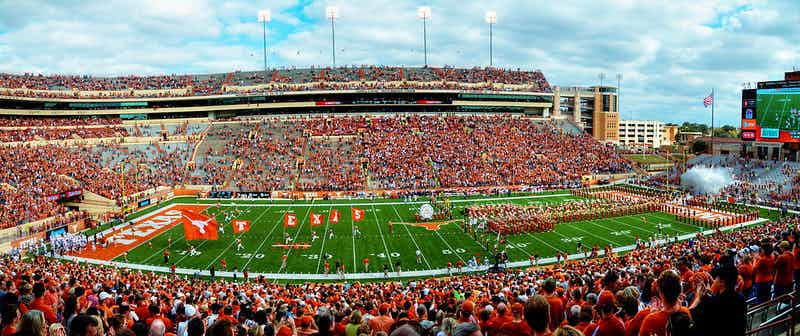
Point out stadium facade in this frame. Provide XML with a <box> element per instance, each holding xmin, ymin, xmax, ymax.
<box><xmin>0</xmin><ymin>67</ymin><xmax>620</xmax><ymax>143</ymax></box>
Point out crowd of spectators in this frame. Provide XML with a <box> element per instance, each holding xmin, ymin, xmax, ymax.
<box><xmin>0</xmin><ymin>127</ymin><xmax>128</xmax><ymax>142</ymax></box>
<box><xmin>0</xmin><ymin>143</ymin><xmax>190</xmax><ymax>229</ymax></box>
<box><xmin>0</xmin><ymin>116</ymin><xmax>122</xmax><ymax>128</ymax></box>
<box><xmin>0</xmin><ymin>145</ymin><xmax>84</xmax><ymax>228</ymax></box>
<box><xmin>0</xmin><ymin>67</ymin><xmax>552</xmax><ymax>100</ymax></box>
<box><xmin>168</xmin><ymin>115</ymin><xmax>632</xmax><ymax>192</ymax></box>
<box><xmin>5</xmin><ymin>207</ymin><xmax>796</xmax><ymax>336</ymax></box>
<box><xmin>414</xmin><ymin>117</ymin><xmax>628</xmax><ymax>188</ymax></box>
<box><xmin>298</xmin><ymin>139</ymin><xmax>365</xmax><ymax>191</ymax></box>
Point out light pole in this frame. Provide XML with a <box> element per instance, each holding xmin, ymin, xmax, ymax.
<box><xmin>485</xmin><ymin>11</ymin><xmax>497</xmax><ymax>67</ymax></box>
<box><xmin>257</xmin><ymin>9</ymin><xmax>271</xmax><ymax>80</ymax></box>
<box><xmin>616</xmin><ymin>73</ymin><xmax>623</xmax><ymax>117</ymax></box>
<box><xmin>599</xmin><ymin>72</ymin><xmax>605</xmax><ymax>87</ymax></box>
<box><xmin>417</xmin><ymin>6</ymin><xmax>431</xmax><ymax>67</ymax></box>
<box><xmin>326</xmin><ymin>6</ymin><xmax>339</xmax><ymax>66</ymax></box>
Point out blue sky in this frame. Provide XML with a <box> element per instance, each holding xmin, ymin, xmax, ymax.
<box><xmin>0</xmin><ymin>0</ymin><xmax>798</xmax><ymax>126</ymax></box>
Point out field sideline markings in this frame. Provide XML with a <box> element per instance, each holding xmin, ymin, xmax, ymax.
<box><xmin>314</xmin><ymin>205</ymin><xmax>334</xmax><ymax>273</ymax></box>
<box><xmin>242</xmin><ymin>206</ymin><xmax>289</xmax><ymax>270</ymax></box>
<box><xmin>203</xmin><ymin>205</ymin><xmax>271</xmax><ymax>271</ymax></box>
<box><xmin>611</xmin><ymin>215</ymin><xmax>688</xmax><ymax>236</ymax></box>
<box><xmin>183</xmin><ymin>193</ymin><xmax>571</xmax><ymax>208</ymax></box>
<box><xmin>370</xmin><ymin>204</ymin><xmax>395</xmax><ymax>272</ymax></box>
<box><xmin>388</xmin><ymin>203</ymin><xmax>433</xmax><ymax>269</ymax></box>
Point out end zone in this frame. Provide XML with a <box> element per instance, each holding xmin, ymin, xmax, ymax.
<box><xmin>72</xmin><ymin>204</ymin><xmax>209</xmax><ymax>261</ymax></box>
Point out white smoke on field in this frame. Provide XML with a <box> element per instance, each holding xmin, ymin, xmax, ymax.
<box><xmin>680</xmin><ymin>166</ymin><xmax>734</xmax><ymax>195</ymax></box>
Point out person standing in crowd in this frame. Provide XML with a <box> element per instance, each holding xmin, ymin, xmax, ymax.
<box><xmin>689</xmin><ymin>257</ymin><xmax>746</xmax><ymax>336</ymax></box>
<box><xmin>524</xmin><ymin>295</ymin><xmax>551</xmax><ymax>336</ymax></box>
<box><xmin>639</xmin><ymin>271</ymin><xmax>690</xmax><ymax>336</ymax></box>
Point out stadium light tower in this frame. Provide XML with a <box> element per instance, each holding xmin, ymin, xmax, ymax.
<box><xmin>257</xmin><ymin>9</ymin><xmax>271</xmax><ymax>80</ymax></box>
<box><xmin>616</xmin><ymin>73</ymin><xmax>623</xmax><ymax>118</ymax></box>
<box><xmin>417</xmin><ymin>6</ymin><xmax>431</xmax><ymax>67</ymax></box>
<box><xmin>485</xmin><ymin>11</ymin><xmax>497</xmax><ymax>67</ymax></box>
<box><xmin>326</xmin><ymin>6</ymin><xmax>339</xmax><ymax>66</ymax></box>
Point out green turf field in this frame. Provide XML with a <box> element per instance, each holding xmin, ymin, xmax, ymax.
<box><xmin>624</xmin><ymin>154</ymin><xmax>671</xmax><ymax>165</ymax></box>
<box><xmin>756</xmin><ymin>91</ymin><xmax>800</xmax><ymax>130</ymax></box>
<box><xmin>115</xmin><ymin>193</ymin><xmax>704</xmax><ymax>277</ymax></box>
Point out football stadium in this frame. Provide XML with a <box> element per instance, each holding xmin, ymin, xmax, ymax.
<box><xmin>1</xmin><ymin>2</ymin><xmax>799</xmax><ymax>336</ymax></box>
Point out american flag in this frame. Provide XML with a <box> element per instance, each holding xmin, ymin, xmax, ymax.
<box><xmin>703</xmin><ymin>93</ymin><xmax>714</xmax><ymax>108</ymax></box>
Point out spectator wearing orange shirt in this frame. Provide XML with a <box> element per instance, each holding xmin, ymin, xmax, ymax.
<box><xmin>737</xmin><ymin>253</ymin><xmax>754</xmax><ymax>298</ymax></box>
<box><xmin>774</xmin><ymin>241</ymin><xmax>795</xmax><ymax>297</ymax></box>
<box><xmin>27</xmin><ymin>283</ymin><xmax>57</xmax><ymax>324</ymax></box>
<box><xmin>367</xmin><ymin>304</ymin><xmax>394</xmax><ymax>336</ymax></box>
<box><xmin>486</xmin><ymin>303</ymin><xmax>512</xmax><ymax>335</ymax></box>
<box><xmin>753</xmin><ymin>243</ymin><xmax>775</xmax><ymax>303</ymax></box>
<box><xmin>584</xmin><ymin>290</ymin><xmax>624</xmax><ymax>336</ymax></box>
<box><xmin>638</xmin><ymin>271</ymin><xmax>691</xmax><ymax>336</ymax></box>
<box><xmin>541</xmin><ymin>278</ymin><xmax>564</xmax><ymax>331</ymax></box>
<box><xmin>497</xmin><ymin>303</ymin><xmax>531</xmax><ymax>336</ymax></box>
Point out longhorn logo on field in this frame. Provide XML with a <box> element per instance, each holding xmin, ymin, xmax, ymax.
<box><xmin>183</xmin><ymin>215</ymin><xmax>214</xmax><ymax>234</ymax></box>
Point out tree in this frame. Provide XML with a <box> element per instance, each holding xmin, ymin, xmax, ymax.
<box><xmin>691</xmin><ymin>140</ymin><xmax>708</xmax><ymax>154</ymax></box>
<box><xmin>713</xmin><ymin>125</ymin><xmax>739</xmax><ymax>138</ymax></box>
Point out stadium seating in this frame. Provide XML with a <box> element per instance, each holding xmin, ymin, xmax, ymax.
<box><xmin>0</xmin><ymin>115</ymin><xmax>632</xmax><ymax>229</ymax></box>
<box><xmin>0</xmin><ymin>66</ymin><xmax>552</xmax><ymax>99</ymax></box>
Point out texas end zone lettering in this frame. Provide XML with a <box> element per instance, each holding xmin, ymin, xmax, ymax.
<box><xmin>111</xmin><ymin>210</ymin><xmax>183</xmax><ymax>245</ymax></box>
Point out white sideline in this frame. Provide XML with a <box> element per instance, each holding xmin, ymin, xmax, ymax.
<box><xmin>190</xmin><ymin>193</ymin><xmax>573</xmax><ymax>207</ymax></box>
<box><xmin>57</xmin><ymin>218</ymin><xmax>768</xmax><ymax>281</ymax></box>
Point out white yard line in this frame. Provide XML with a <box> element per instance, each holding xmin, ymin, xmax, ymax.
<box><xmin>204</xmin><ymin>208</ymin><xmax>271</xmax><ymax>271</ymax></box>
<box><xmin>242</xmin><ymin>207</ymin><xmax>288</xmax><ymax>270</ymax></box>
<box><xmin>276</xmin><ymin>200</ymin><xmax>315</xmax><ymax>274</ymax></box>
<box><xmin>349</xmin><ymin>204</ymin><xmax>357</xmax><ymax>271</ymax></box>
<box><xmin>566</xmin><ymin>223</ymin><xmax>623</xmax><ymax>246</ymax></box>
<box><xmin>370</xmin><ymin>204</ymin><xmax>395</xmax><ymax>272</ymax></box>
<box><xmin>192</xmin><ymin>193</ymin><xmax>571</xmax><ymax>208</ymax></box>
<box><xmin>389</xmin><ymin>203</ymin><xmax>433</xmax><ymax>269</ymax></box>
<box><xmin>314</xmin><ymin>205</ymin><xmax>334</xmax><ymax>273</ymax></box>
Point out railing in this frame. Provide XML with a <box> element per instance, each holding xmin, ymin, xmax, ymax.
<box><xmin>746</xmin><ymin>292</ymin><xmax>796</xmax><ymax>336</ymax></box>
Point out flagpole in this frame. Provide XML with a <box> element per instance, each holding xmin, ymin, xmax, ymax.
<box><xmin>711</xmin><ymin>88</ymin><xmax>715</xmax><ymax>155</ymax></box>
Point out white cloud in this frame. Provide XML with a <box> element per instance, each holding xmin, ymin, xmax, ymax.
<box><xmin>0</xmin><ymin>0</ymin><xmax>798</xmax><ymax>126</ymax></box>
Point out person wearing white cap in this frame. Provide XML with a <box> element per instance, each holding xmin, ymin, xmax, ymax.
<box><xmin>177</xmin><ymin>304</ymin><xmax>197</xmax><ymax>336</ymax></box>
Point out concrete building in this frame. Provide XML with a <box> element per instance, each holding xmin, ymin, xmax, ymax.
<box><xmin>618</xmin><ymin>120</ymin><xmax>665</xmax><ymax>148</ymax></box>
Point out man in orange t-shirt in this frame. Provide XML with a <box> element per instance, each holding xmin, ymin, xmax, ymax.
<box><xmin>28</xmin><ymin>283</ymin><xmax>57</xmax><ymax>324</ymax></box>
<box><xmin>487</xmin><ymin>303</ymin><xmax>512</xmax><ymax>335</ymax></box>
<box><xmin>542</xmin><ymin>278</ymin><xmax>564</xmax><ymax>330</ymax></box>
<box><xmin>639</xmin><ymin>271</ymin><xmax>691</xmax><ymax>336</ymax></box>
<box><xmin>368</xmin><ymin>303</ymin><xmax>394</xmax><ymax>335</ymax></box>
<box><xmin>774</xmin><ymin>241</ymin><xmax>794</xmax><ymax>297</ymax></box>
<box><xmin>753</xmin><ymin>244</ymin><xmax>775</xmax><ymax>304</ymax></box>
<box><xmin>498</xmin><ymin>303</ymin><xmax>531</xmax><ymax>336</ymax></box>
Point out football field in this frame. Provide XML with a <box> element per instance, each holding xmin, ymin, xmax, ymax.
<box><xmin>110</xmin><ymin>192</ymin><xmax>704</xmax><ymax>278</ymax></box>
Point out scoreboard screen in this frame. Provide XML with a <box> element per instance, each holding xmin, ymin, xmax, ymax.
<box><xmin>742</xmin><ymin>84</ymin><xmax>800</xmax><ymax>142</ymax></box>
